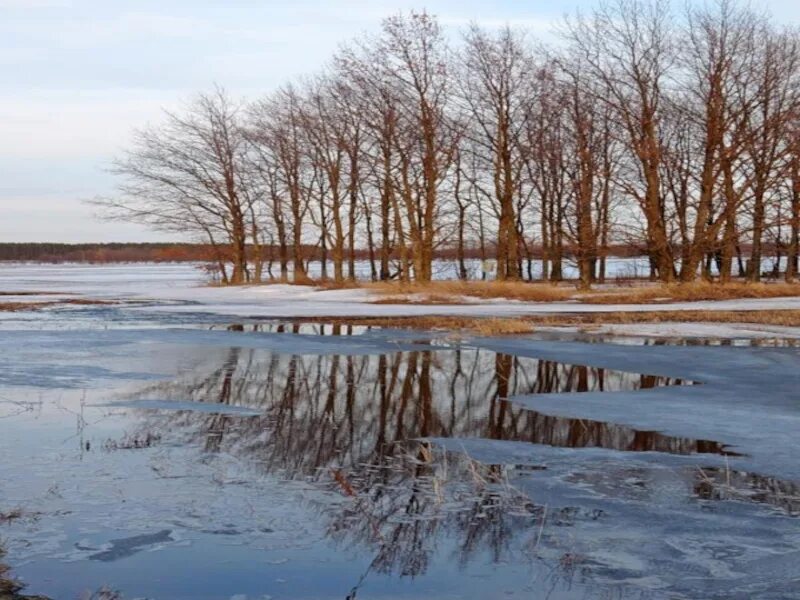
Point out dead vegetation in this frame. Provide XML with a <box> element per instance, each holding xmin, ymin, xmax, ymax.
<box><xmin>0</xmin><ymin>509</ymin><xmax>41</xmax><ymax>527</ymax></box>
<box><xmin>1</xmin><ymin>516</ymin><xmax>49</xmax><ymax>600</ymax></box>
<box><xmin>580</xmin><ymin>281</ymin><xmax>800</xmax><ymax>304</ymax></box>
<box><xmin>301</xmin><ymin>315</ymin><xmax>537</xmax><ymax>335</ymax></box>
<box><xmin>341</xmin><ymin>279</ymin><xmax>800</xmax><ymax>306</ymax></box>
<box><xmin>526</xmin><ymin>310</ymin><xmax>800</xmax><ymax>328</ymax></box>
<box><xmin>0</xmin><ymin>298</ymin><xmax>122</xmax><ymax>312</ymax></box>
<box><xmin>371</xmin><ymin>293</ymin><xmax>471</xmax><ymax>305</ymax></box>
<box><xmin>0</xmin><ymin>559</ymin><xmax>23</xmax><ymax>598</ymax></box>
<box><xmin>367</xmin><ymin>280</ymin><xmax>576</xmax><ymax>303</ymax></box>
<box><xmin>0</xmin><ymin>510</ymin><xmax>23</xmax><ymax>525</ymax></box>
<box><xmin>0</xmin><ymin>303</ymin><xmax>39</xmax><ymax>312</ymax></box>
<box><xmin>59</xmin><ymin>298</ymin><xmax>119</xmax><ymax>306</ymax></box>
<box><xmin>299</xmin><ymin>309</ymin><xmax>800</xmax><ymax>335</ymax></box>
<box><xmin>103</xmin><ymin>432</ymin><xmax>161</xmax><ymax>451</ymax></box>
<box><xmin>78</xmin><ymin>588</ymin><xmax>124</xmax><ymax>600</ymax></box>
<box><xmin>241</xmin><ymin>277</ymin><xmax>800</xmax><ymax>305</ymax></box>
<box><xmin>0</xmin><ymin>291</ymin><xmax>71</xmax><ymax>297</ymax></box>
<box><xmin>451</xmin><ymin>317</ymin><xmax>537</xmax><ymax>335</ymax></box>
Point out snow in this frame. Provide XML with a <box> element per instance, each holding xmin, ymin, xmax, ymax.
<box><xmin>139</xmin><ymin>283</ymin><xmax>800</xmax><ymax>318</ymax></box>
<box><xmin>2</xmin><ymin>262</ymin><xmax>800</xmax><ymax>340</ymax></box>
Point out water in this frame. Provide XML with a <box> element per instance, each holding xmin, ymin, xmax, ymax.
<box><xmin>0</xmin><ymin>265</ymin><xmax>799</xmax><ymax>599</ymax></box>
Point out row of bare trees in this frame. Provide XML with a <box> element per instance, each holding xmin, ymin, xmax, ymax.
<box><xmin>101</xmin><ymin>0</ymin><xmax>800</xmax><ymax>286</ymax></box>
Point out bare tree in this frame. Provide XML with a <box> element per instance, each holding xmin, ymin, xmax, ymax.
<box><xmin>742</xmin><ymin>26</ymin><xmax>800</xmax><ymax>280</ymax></box>
<box><xmin>248</xmin><ymin>86</ymin><xmax>313</xmax><ymax>283</ymax></box>
<box><xmin>565</xmin><ymin>0</ymin><xmax>676</xmax><ymax>281</ymax></box>
<box><xmin>98</xmin><ymin>88</ymin><xmax>256</xmax><ymax>284</ymax></box>
<box><xmin>380</xmin><ymin>11</ymin><xmax>458</xmax><ymax>282</ymax></box>
<box><xmin>459</xmin><ymin>25</ymin><xmax>534</xmax><ymax>280</ymax></box>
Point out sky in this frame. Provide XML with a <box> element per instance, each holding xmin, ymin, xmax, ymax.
<box><xmin>2</xmin><ymin>0</ymin><xmax>800</xmax><ymax>243</ymax></box>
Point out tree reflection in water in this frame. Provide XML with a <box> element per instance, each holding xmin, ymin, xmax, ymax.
<box><xmin>325</xmin><ymin>444</ymin><xmax>543</xmax><ymax>582</ymax></box>
<box><xmin>118</xmin><ymin>330</ymin><xmax>758</xmax><ymax>582</ymax></box>
<box><xmin>127</xmin><ymin>336</ymin><xmax>716</xmax><ymax>475</ymax></box>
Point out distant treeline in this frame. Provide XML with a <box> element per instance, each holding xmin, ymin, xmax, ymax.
<box><xmin>0</xmin><ymin>243</ymin><xmax>214</xmax><ymax>263</ymax></box>
<box><xmin>0</xmin><ymin>242</ymin><xmax>652</xmax><ymax>264</ymax></box>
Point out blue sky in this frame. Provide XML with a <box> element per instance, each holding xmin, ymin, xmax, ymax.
<box><xmin>2</xmin><ymin>0</ymin><xmax>800</xmax><ymax>243</ymax></box>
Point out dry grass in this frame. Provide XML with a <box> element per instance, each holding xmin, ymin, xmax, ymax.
<box><xmin>361</xmin><ymin>279</ymin><xmax>800</xmax><ymax>305</ymax></box>
<box><xmin>298</xmin><ymin>309</ymin><xmax>800</xmax><ymax>333</ymax></box>
<box><xmin>368</xmin><ymin>280</ymin><xmax>575</xmax><ymax>303</ymax></box>
<box><xmin>313</xmin><ymin>278</ymin><xmax>362</xmax><ymax>290</ymax></box>
<box><xmin>371</xmin><ymin>293</ymin><xmax>470</xmax><ymax>305</ymax></box>
<box><xmin>301</xmin><ymin>315</ymin><xmax>536</xmax><ymax>335</ymax></box>
<box><xmin>246</xmin><ymin>277</ymin><xmax>361</xmax><ymax>290</ymax></box>
<box><xmin>0</xmin><ymin>561</ymin><xmax>24</xmax><ymax>596</ymax></box>
<box><xmin>59</xmin><ymin>298</ymin><xmax>119</xmax><ymax>306</ymax></box>
<box><xmin>0</xmin><ymin>298</ymin><xmax>121</xmax><ymax>312</ymax></box>
<box><xmin>580</xmin><ymin>281</ymin><xmax>800</xmax><ymax>304</ymax></box>
<box><xmin>0</xmin><ymin>291</ymin><xmax>71</xmax><ymax>297</ymax></box>
<box><xmin>523</xmin><ymin>310</ymin><xmax>800</xmax><ymax>327</ymax></box>
<box><xmin>0</xmin><ymin>509</ymin><xmax>23</xmax><ymax>524</ymax></box>
<box><xmin>465</xmin><ymin>318</ymin><xmax>537</xmax><ymax>335</ymax></box>
<box><xmin>0</xmin><ymin>302</ymin><xmax>39</xmax><ymax>312</ymax></box>
<box><xmin>252</xmin><ymin>277</ymin><xmax>800</xmax><ymax>306</ymax></box>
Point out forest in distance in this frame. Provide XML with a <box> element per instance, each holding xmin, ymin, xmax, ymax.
<box><xmin>93</xmin><ymin>0</ymin><xmax>800</xmax><ymax>288</ymax></box>
<box><xmin>0</xmin><ymin>241</ymin><xmax>660</xmax><ymax>264</ymax></box>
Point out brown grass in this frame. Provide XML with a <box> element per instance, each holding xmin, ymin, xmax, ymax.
<box><xmin>367</xmin><ymin>280</ymin><xmax>575</xmax><ymax>303</ymax></box>
<box><xmin>371</xmin><ymin>293</ymin><xmax>470</xmax><ymax>305</ymax></box>
<box><xmin>0</xmin><ymin>291</ymin><xmax>71</xmax><ymax>297</ymax></box>
<box><xmin>0</xmin><ymin>559</ymin><xmax>23</xmax><ymax>595</ymax></box>
<box><xmin>0</xmin><ymin>302</ymin><xmax>41</xmax><ymax>312</ymax></box>
<box><xmin>0</xmin><ymin>298</ymin><xmax>121</xmax><ymax>312</ymax></box>
<box><xmin>252</xmin><ymin>277</ymin><xmax>800</xmax><ymax>306</ymax></box>
<box><xmin>301</xmin><ymin>315</ymin><xmax>537</xmax><ymax>335</ymax></box>
<box><xmin>297</xmin><ymin>309</ymin><xmax>800</xmax><ymax>333</ymax></box>
<box><xmin>244</xmin><ymin>277</ymin><xmax>361</xmax><ymax>290</ymax></box>
<box><xmin>313</xmin><ymin>278</ymin><xmax>362</xmax><ymax>290</ymax></box>
<box><xmin>522</xmin><ymin>310</ymin><xmax>800</xmax><ymax>327</ymax></box>
<box><xmin>362</xmin><ymin>280</ymin><xmax>800</xmax><ymax>305</ymax></box>
<box><xmin>580</xmin><ymin>281</ymin><xmax>800</xmax><ymax>304</ymax></box>
<box><xmin>59</xmin><ymin>298</ymin><xmax>119</xmax><ymax>306</ymax></box>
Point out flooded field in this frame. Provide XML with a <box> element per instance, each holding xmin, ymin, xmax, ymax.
<box><xmin>0</xmin><ymin>266</ymin><xmax>799</xmax><ymax>599</ymax></box>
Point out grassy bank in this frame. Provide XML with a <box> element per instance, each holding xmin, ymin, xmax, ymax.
<box><xmin>357</xmin><ymin>280</ymin><xmax>800</xmax><ymax>305</ymax></box>
<box><xmin>299</xmin><ymin>309</ymin><xmax>800</xmax><ymax>335</ymax></box>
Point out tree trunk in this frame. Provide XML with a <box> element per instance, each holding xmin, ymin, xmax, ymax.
<box><xmin>787</xmin><ymin>155</ymin><xmax>800</xmax><ymax>282</ymax></box>
<box><xmin>749</xmin><ymin>184</ymin><xmax>766</xmax><ymax>281</ymax></box>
